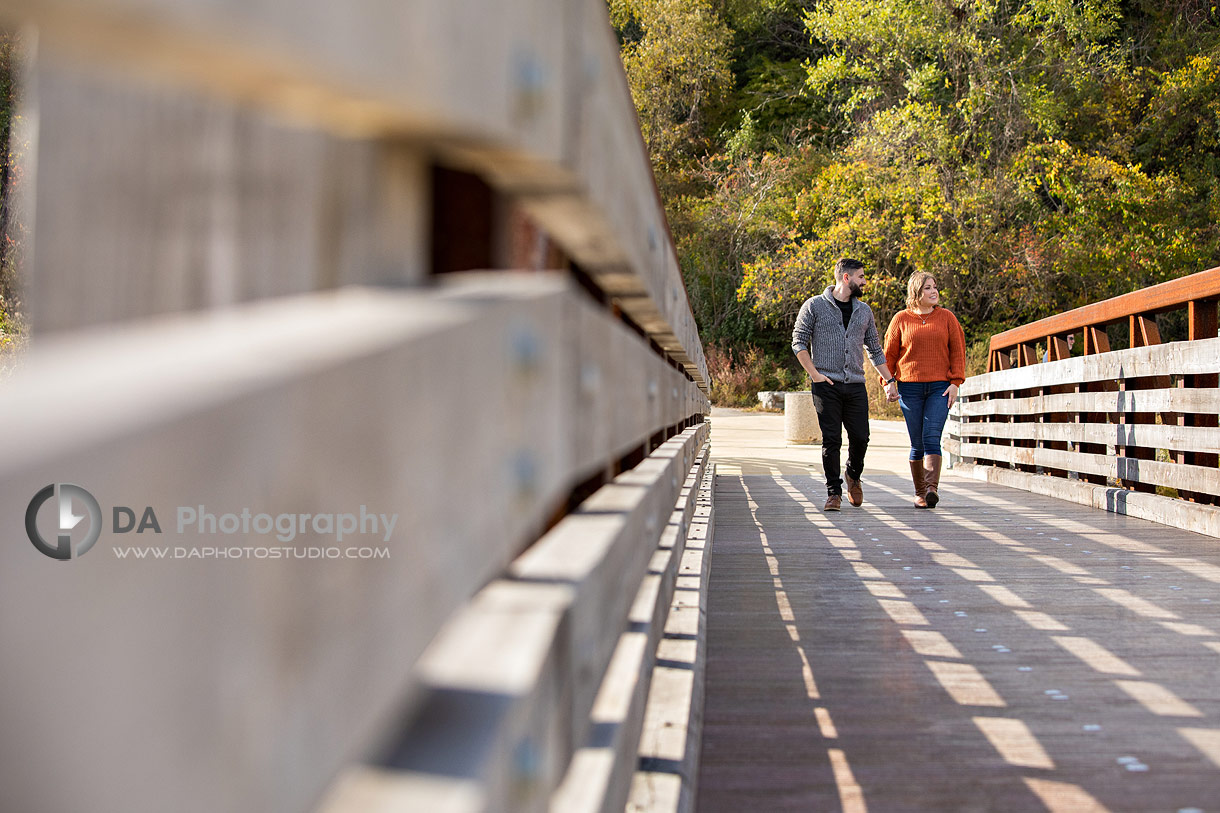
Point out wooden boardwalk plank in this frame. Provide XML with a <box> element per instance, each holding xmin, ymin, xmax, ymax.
<box><xmin>698</xmin><ymin>411</ymin><xmax>1220</xmax><ymax>812</ymax></box>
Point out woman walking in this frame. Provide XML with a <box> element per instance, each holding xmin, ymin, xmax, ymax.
<box><xmin>884</xmin><ymin>272</ymin><xmax>966</xmax><ymax>508</ymax></box>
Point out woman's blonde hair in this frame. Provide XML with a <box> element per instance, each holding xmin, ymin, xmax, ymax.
<box><xmin>906</xmin><ymin>271</ymin><xmax>937</xmax><ymax>311</ymax></box>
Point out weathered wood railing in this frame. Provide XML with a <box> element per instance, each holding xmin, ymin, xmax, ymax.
<box><xmin>0</xmin><ymin>2</ymin><xmax>712</xmax><ymax>812</ymax></box>
<box><xmin>947</xmin><ymin>266</ymin><xmax>1220</xmax><ymax>536</ymax></box>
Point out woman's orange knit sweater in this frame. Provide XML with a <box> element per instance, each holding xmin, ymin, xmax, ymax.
<box><xmin>883</xmin><ymin>307</ymin><xmax>967</xmax><ymax>386</ymax></box>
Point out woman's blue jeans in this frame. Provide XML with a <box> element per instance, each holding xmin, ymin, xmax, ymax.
<box><xmin>897</xmin><ymin>380</ymin><xmax>950</xmax><ymax>460</ymax></box>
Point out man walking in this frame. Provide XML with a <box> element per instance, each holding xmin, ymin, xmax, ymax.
<box><xmin>792</xmin><ymin>258</ymin><xmax>898</xmax><ymax>511</ymax></box>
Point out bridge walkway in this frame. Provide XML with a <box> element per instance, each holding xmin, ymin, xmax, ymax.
<box><xmin>697</xmin><ymin>409</ymin><xmax>1220</xmax><ymax>812</ymax></box>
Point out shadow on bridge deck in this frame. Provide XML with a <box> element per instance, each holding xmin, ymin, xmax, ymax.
<box><xmin>699</xmin><ymin>410</ymin><xmax>1220</xmax><ymax>812</ymax></box>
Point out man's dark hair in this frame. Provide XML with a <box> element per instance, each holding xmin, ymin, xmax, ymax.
<box><xmin>833</xmin><ymin>258</ymin><xmax>864</xmax><ymax>279</ymax></box>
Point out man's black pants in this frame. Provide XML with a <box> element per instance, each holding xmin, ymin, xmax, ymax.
<box><xmin>812</xmin><ymin>381</ymin><xmax>870</xmax><ymax>497</ymax></box>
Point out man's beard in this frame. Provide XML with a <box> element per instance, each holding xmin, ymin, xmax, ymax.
<box><xmin>848</xmin><ymin>282</ymin><xmax>864</xmax><ymax>299</ymax></box>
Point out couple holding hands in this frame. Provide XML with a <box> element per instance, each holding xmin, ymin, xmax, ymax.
<box><xmin>791</xmin><ymin>259</ymin><xmax>965</xmax><ymax>511</ymax></box>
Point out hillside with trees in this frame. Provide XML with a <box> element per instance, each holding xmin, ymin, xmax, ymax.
<box><xmin>0</xmin><ymin>31</ymin><xmax>23</xmax><ymax>372</ymax></box>
<box><xmin>609</xmin><ymin>0</ymin><xmax>1220</xmax><ymax>405</ymax></box>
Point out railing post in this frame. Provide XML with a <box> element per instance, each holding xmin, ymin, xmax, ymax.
<box><xmin>1079</xmin><ymin>324</ymin><xmax>1112</xmax><ymax>485</ymax></box>
<box><xmin>1084</xmin><ymin>325</ymin><xmax>1110</xmax><ymax>355</ymax></box>
<box><xmin>1044</xmin><ymin>336</ymin><xmax>1073</xmax><ymax>477</ymax></box>
<box><xmin>1130</xmin><ymin>314</ymin><xmax>1161</xmax><ymax>348</ymax></box>
<box><xmin>1046</xmin><ymin>335</ymin><xmax>1070</xmax><ymax>362</ymax></box>
<box><xmin>1182</xmin><ymin>299</ymin><xmax>1219</xmax><ymax>504</ymax></box>
<box><xmin>1119</xmin><ymin>314</ymin><xmax>1164</xmax><ymax>494</ymax></box>
<box><xmin>1017</xmin><ymin>343</ymin><xmax>1038</xmax><ymax>367</ymax></box>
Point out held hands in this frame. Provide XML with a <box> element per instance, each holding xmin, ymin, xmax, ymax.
<box><xmin>943</xmin><ymin>383</ymin><xmax>959</xmax><ymax>409</ymax></box>
<box><xmin>885</xmin><ymin>381</ymin><xmax>900</xmax><ymax>402</ymax></box>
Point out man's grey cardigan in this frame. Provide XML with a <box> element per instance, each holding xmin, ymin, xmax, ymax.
<box><xmin>791</xmin><ymin>287</ymin><xmax>887</xmax><ymax>384</ymax></box>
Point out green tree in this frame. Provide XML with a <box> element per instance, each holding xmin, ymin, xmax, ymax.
<box><xmin>739</xmin><ymin>0</ymin><xmax>1218</xmax><ymax>344</ymax></box>
<box><xmin>611</xmin><ymin>0</ymin><xmax>734</xmax><ymax>168</ymax></box>
<box><xmin>609</xmin><ymin>0</ymin><xmax>1220</xmax><ymax>403</ymax></box>
<box><xmin>0</xmin><ymin>29</ymin><xmax>25</xmax><ymax>365</ymax></box>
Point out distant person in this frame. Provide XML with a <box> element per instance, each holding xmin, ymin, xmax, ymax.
<box><xmin>883</xmin><ymin>272</ymin><xmax>966</xmax><ymax>509</ymax></box>
<box><xmin>1043</xmin><ymin>333</ymin><xmax>1075</xmax><ymax>362</ymax></box>
<box><xmin>792</xmin><ymin>258</ymin><xmax>899</xmax><ymax>512</ymax></box>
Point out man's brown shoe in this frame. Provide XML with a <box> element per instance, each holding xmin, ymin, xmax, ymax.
<box><xmin>824</xmin><ymin>494</ymin><xmax>842</xmax><ymax>512</ymax></box>
<box><xmin>844</xmin><ymin>474</ymin><xmax>863</xmax><ymax>507</ymax></box>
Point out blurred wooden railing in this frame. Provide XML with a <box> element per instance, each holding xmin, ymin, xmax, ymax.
<box><xmin>0</xmin><ymin>2</ymin><xmax>713</xmax><ymax>812</ymax></box>
<box><xmin>947</xmin><ymin>266</ymin><xmax>1220</xmax><ymax>536</ymax></box>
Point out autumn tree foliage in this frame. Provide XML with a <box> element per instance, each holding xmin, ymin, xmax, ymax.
<box><xmin>610</xmin><ymin>0</ymin><xmax>734</xmax><ymax>168</ymax></box>
<box><xmin>611</xmin><ymin>0</ymin><xmax>1220</xmax><ymax>403</ymax></box>
<box><xmin>0</xmin><ymin>30</ymin><xmax>24</xmax><ymax>364</ymax></box>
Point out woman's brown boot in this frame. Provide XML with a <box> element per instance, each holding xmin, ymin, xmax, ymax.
<box><xmin>924</xmin><ymin>454</ymin><xmax>942</xmax><ymax>508</ymax></box>
<box><xmin>909</xmin><ymin>460</ymin><xmax>928</xmax><ymax>509</ymax></box>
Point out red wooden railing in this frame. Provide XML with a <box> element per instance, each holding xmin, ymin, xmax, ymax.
<box><xmin>987</xmin><ymin>266</ymin><xmax>1220</xmax><ymax>371</ymax></box>
<box><xmin>948</xmin><ymin>267</ymin><xmax>1220</xmax><ymax>529</ymax></box>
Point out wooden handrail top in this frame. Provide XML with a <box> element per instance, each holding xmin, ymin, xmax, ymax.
<box><xmin>989</xmin><ymin>265</ymin><xmax>1220</xmax><ymax>352</ymax></box>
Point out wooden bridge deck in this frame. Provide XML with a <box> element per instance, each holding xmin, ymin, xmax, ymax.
<box><xmin>698</xmin><ymin>409</ymin><xmax>1220</xmax><ymax>812</ymax></box>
